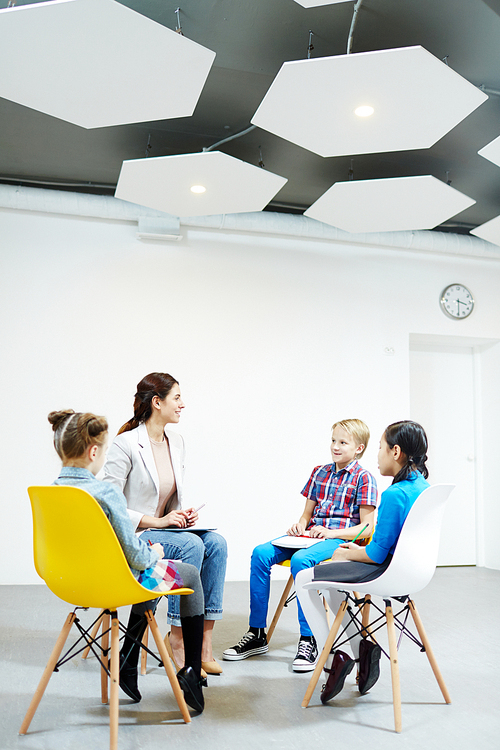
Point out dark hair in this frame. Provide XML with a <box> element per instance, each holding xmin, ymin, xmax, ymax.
<box><xmin>384</xmin><ymin>420</ymin><xmax>429</xmax><ymax>484</ymax></box>
<box><xmin>118</xmin><ymin>372</ymin><xmax>179</xmax><ymax>435</ymax></box>
<box><xmin>48</xmin><ymin>409</ymin><xmax>108</xmax><ymax>460</ymax></box>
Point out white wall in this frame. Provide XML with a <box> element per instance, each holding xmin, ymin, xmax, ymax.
<box><xmin>2</xmin><ymin>197</ymin><xmax>500</xmax><ymax>584</ymax></box>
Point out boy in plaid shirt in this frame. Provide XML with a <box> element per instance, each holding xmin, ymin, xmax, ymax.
<box><xmin>223</xmin><ymin>419</ymin><xmax>377</xmax><ymax>671</ymax></box>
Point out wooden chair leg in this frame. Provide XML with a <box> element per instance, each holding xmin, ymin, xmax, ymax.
<box><xmin>82</xmin><ymin>610</ymin><xmax>105</xmax><ymax>659</ymax></box>
<box><xmin>109</xmin><ymin>612</ymin><xmax>120</xmax><ymax>750</ymax></box>
<box><xmin>302</xmin><ymin>599</ymin><xmax>348</xmax><ymax>708</ymax></box>
<box><xmin>145</xmin><ymin>610</ymin><xmax>191</xmax><ymax>724</ymax></box>
<box><xmin>140</xmin><ymin>625</ymin><xmax>149</xmax><ymax>675</ymax></box>
<box><xmin>100</xmin><ymin>612</ymin><xmax>110</xmax><ymax>704</ymax></box>
<box><xmin>385</xmin><ymin>601</ymin><xmax>402</xmax><ymax>733</ymax></box>
<box><xmin>267</xmin><ymin>573</ymin><xmax>293</xmax><ymax>644</ymax></box>
<box><xmin>19</xmin><ymin>612</ymin><xmax>77</xmax><ymax>735</ymax></box>
<box><xmin>408</xmin><ymin>599</ymin><xmax>451</xmax><ymax>704</ymax></box>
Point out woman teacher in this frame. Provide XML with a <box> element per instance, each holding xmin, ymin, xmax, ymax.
<box><xmin>103</xmin><ymin>372</ymin><xmax>227</xmax><ymax>675</ymax></box>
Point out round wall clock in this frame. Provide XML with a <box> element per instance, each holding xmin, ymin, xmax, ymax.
<box><xmin>440</xmin><ymin>284</ymin><xmax>474</xmax><ymax>319</ymax></box>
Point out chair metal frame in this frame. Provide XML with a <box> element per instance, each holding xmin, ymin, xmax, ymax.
<box><xmin>19</xmin><ymin>485</ymin><xmax>195</xmax><ymax>749</ymax></box>
<box><xmin>301</xmin><ymin>483</ymin><xmax>455</xmax><ymax>733</ymax></box>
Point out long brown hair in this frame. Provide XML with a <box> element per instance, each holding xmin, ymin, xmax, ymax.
<box><xmin>48</xmin><ymin>409</ymin><xmax>108</xmax><ymax>460</ymax></box>
<box><xmin>118</xmin><ymin>372</ymin><xmax>179</xmax><ymax>435</ymax></box>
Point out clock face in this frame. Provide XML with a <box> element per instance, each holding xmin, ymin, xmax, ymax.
<box><xmin>440</xmin><ymin>284</ymin><xmax>474</xmax><ymax>319</ymax></box>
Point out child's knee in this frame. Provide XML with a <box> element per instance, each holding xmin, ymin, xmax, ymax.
<box><xmin>177</xmin><ymin>561</ymin><xmax>200</xmax><ymax>589</ymax></box>
<box><xmin>251</xmin><ymin>541</ymin><xmax>275</xmax><ymax>573</ymax></box>
<box><xmin>290</xmin><ymin>551</ymin><xmax>311</xmax><ymax>578</ymax></box>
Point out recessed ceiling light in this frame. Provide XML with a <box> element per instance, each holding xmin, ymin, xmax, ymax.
<box><xmin>190</xmin><ymin>185</ymin><xmax>206</xmax><ymax>193</ymax></box>
<box><xmin>355</xmin><ymin>105</ymin><xmax>374</xmax><ymax>117</ymax></box>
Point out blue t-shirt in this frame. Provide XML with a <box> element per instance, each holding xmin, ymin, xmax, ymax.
<box><xmin>365</xmin><ymin>471</ymin><xmax>429</xmax><ymax>564</ymax></box>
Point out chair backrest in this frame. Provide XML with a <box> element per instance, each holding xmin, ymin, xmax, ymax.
<box><xmin>28</xmin><ymin>485</ymin><xmax>160</xmax><ymax>610</ymax></box>
<box><xmin>363</xmin><ymin>483</ymin><xmax>455</xmax><ymax>598</ymax></box>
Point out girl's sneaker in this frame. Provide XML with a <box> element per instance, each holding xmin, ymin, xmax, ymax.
<box><xmin>292</xmin><ymin>636</ymin><xmax>318</xmax><ymax>672</ymax></box>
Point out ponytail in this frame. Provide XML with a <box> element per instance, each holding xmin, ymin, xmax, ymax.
<box><xmin>384</xmin><ymin>420</ymin><xmax>429</xmax><ymax>485</ymax></box>
<box><xmin>118</xmin><ymin>372</ymin><xmax>179</xmax><ymax>435</ymax></box>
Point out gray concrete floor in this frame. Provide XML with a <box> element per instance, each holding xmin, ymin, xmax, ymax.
<box><xmin>1</xmin><ymin>567</ymin><xmax>499</xmax><ymax>750</ymax></box>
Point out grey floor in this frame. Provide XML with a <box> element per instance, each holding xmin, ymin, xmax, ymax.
<box><xmin>1</xmin><ymin>567</ymin><xmax>499</xmax><ymax>750</ymax></box>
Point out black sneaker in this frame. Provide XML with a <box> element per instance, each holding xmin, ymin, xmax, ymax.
<box><xmin>292</xmin><ymin>636</ymin><xmax>318</xmax><ymax>672</ymax></box>
<box><xmin>222</xmin><ymin>630</ymin><xmax>269</xmax><ymax>661</ymax></box>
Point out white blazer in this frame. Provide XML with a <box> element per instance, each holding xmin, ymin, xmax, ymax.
<box><xmin>102</xmin><ymin>422</ymin><xmax>185</xmax><ymax>531</ymax></box>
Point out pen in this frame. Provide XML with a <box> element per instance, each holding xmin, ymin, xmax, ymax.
<box><xmin>193</xmin><ymin>503</ymin><xmax>205</xmax><ymax>513</ymax></box>
<box><xmin>351</xmin><ymin>523</ymin><xmax>369</xmax><ymax>543</ymax></box>
<box><xmin>320</xmin><ymin>523</ymin><xmax>370</xmax><ymax>564</ymax></box>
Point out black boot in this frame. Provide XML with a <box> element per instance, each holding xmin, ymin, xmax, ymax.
<box><xmin>177</xmin><ymin>666</ymin><xmax>205</xmax><ymax>712</ymax></box>
<box><xmin>119</xmin><ymin>610</ymin><xmax>149</xmax><ymax>702</ymax></box>
<box><xmin>177</xmin><ymin>614</ymin><xmax>205</xmax><ymax>712</ymax></box>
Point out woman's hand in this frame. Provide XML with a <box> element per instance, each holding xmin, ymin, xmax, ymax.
<box><xmin>151</xmin><ymin>543</ymin><xmax>164</xmax><ymax>559</ymax></box>
<box><xmin>287</xmin><ymin>522</ymin><xmax>306</xmax><ymax>536</ymax></box>
<box><xmin>156</xmin><ymin>510</ymin><xmax>189</xmax><ymax>529</ymax></box>
<box><xmin>184</xmin><ymin>507</ymin><xmax>199</xmax><ymax>527</ymax></box>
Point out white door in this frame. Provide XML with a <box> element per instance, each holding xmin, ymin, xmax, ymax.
<box><xmin>409</xmin><ymin>344</ymin><xmax>476</xmax><ymax>565</ymax></box>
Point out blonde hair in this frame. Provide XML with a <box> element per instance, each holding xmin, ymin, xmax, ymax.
<box><xmin>331</xmin><ymin>418</ymin><xmax>370</xmax><ymax>458</ymax></box>
<box><xmin>48</xmin><ymin>409</ymin><xmax>108</xmax><ymax>461</ymax></box>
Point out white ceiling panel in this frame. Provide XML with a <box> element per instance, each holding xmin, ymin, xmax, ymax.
<box><xmin>252</xmin><ymin>45</ymin><xmax>487</xmax><ymax>158</ymax></box>
<box><xmin>293</xmin><ymin>1</ymin><xmax>351</xmax><ymax>7</ymax></box>
<box><xmin>470</xmin><ymin>214</ymin><xmax>500</xmax><ymax>246</ymax></box>
<box><xmin>304</xmin><ymin>175</ymin><xmax>476</xmax><ymax>233</ymax></box>
<box><xmin>0</xmin><ymin>0</ymin><xmax>215</xmax><ymax>129</ymax></box>
<box><xmin>478</xmin><ymin>134</ymin><xmax>500</xmax><ymax>168</ymax></box>
<box><xmin>115</xmin><ymin>151</ymin><xmax>288</xmax><ymax>217</ymax></box>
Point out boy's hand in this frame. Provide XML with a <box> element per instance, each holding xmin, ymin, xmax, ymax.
<box><xmin>308</xmin><ymin>525</ymin><xmax>329</xmax><ymax>538</ymax></box>
<box><xmin>287</xmin><ymin>522</ymin><xmax>306</xmax><ymax>536</ymax></box>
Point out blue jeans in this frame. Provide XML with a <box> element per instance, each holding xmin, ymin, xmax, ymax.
<box><xmin>250</xmin><ymin>538</ymin><xmax>344</xmax><ymax>637</ymax></box>
<box><xmin>141</xmin><ymin>529</ymin><xmax>227</xmax><ymax>627</ymax></box>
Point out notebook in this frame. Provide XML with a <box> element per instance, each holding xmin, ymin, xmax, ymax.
<box><xmin>271</xmin><ymin>535</ymin><xmax>325</xmax><ymax>549</ymax></box>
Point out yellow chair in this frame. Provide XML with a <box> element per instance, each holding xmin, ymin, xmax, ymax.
<box><xmin>19</xmin><ymin>486</ymin><xmax>195</xmax><ymax>750</ymax></box>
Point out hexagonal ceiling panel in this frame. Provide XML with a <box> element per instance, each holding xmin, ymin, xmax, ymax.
<box><xmin>0</xmin><ymin>0</ymin><xmax>215</xmax><ymax>129</ymax></box>
<box><xmin>251</xmin><ymin>45</ymin><xmax>487</xmax><ymax>158</ymax></box>
<box><xmin>478</xmin><ymin>135</ymin><xmax>500</xmax><ymax>168</ymax></box>
<box><xmin>304</xmin><ymin>175</ymin><xmax>475</xmax><ymax>233</ymax></box>
<box><xmin>293</xmin><ymin>1</ymin><xmax>351</xmax><ymax>6</ymax></box>
<box><xmin>115</xmin><ymin>151</ymin><xmax>288</xmax><ymax>217</ymax></box>
<box><xmin>470</xmin><ymin>215</ymin><xmax>500</xmax><ymax>247</ymax></box>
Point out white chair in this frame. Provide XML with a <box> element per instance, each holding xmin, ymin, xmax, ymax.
<box><xmin>301</xmin><ymin>483</ymin><xmax>455</xmax><ymax>733</ymax></box>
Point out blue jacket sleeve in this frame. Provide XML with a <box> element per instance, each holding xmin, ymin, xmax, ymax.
<box><xmin>97</xmin><ymin>482</ymin><xmax>160</xmax><ymax>572</ymax></box>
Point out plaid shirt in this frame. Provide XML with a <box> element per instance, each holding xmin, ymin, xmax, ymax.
<box><xmin>301</xmin><ymin>460</ymin><xmax>377</xmax><ymax>530</ymax></box>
